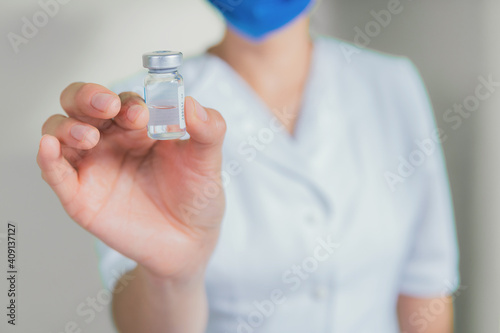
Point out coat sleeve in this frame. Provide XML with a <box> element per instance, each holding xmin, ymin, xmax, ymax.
<box><xmin>396</xmin><ymin>59</ymin><xmax>460</xmax><ymax>297</ymax></box>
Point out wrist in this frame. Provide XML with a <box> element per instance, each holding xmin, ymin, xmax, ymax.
<box><xmin>136</xmin><ymin>263</ymin><xmax>206</xmax><ymax>291</ymax></box>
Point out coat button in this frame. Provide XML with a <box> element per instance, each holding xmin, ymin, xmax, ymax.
<box><xmin>305</xmin><ymin>211</ymin><xmax>319</xmax><ymax>226</ymax></box>
<box><xmin>313</xmin><ymin>285</ymin><xmax>329</xmax><ymax>300</ymax></box>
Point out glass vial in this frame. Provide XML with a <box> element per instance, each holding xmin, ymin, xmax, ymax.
<box><xmin>142</xmin><ymin>51</ymin><xmax>185</xmax><ymax>140</ymax></box>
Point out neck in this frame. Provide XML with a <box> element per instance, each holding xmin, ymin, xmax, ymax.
<box><xmin>208</xmin><ymin>16</ymin><xmax>313</xmax><ymax>134</ymax></box>
<box><xmin>209</xmin><ymin>16</ymin><xmax>312</xmax><ymax>78</ymax></box>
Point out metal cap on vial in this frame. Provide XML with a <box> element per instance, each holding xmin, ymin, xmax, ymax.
<box><xmin>142</xmin><ymin>51</ymin><xmax>183</xmax><ymax>71</ymax></box>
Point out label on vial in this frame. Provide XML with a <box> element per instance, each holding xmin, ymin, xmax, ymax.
<box><xmin>178</xmin><ymin>86</ymin><xmax>185</xmax><ymax>129</ymax></box>
<box><xmin>148</xmin><ymin>105</ymin><xmax>179</xmax><ymax>126</ymax></box>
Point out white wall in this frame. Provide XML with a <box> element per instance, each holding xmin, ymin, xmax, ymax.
<box><xmin>471</xmin><ymin>1</ymin><xmax>500</xmax><ymax>331</ymax></box>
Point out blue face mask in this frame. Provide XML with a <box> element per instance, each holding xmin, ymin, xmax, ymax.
<box><xmin>208</xmin><ymin>0</ymin><xmax>313</xmax><ymax>40</ymax></box>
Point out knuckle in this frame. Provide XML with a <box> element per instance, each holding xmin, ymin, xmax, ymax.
<box><xmin>60</xmin><ymin>82</ymin><xmax>84</xmax><ymax>109</ymax></box>
<box><xmin>70</xmin><ymin>82</ymin><xmax>105</xmax><ymax>110</ymax></box>
<box><xmin>210</xmin><ymin>109</ymin><xmax>227</xmax><ymax>134</ymax></box>
<box><xmin>119</xmin><ymin>91</ymin><xmax>144</xmax><ymax>105</ymax></box>
<box><xmin>217</xmin><ymin>117</ymin><xmax>227</xmax><ymax>135</ymax></box>
<box><xmin>36</xmin><ymin>152</ymin><xmax>43</xmax><ymax>168</ymax></box>
<box><xmin>75</xmin><ymin>82</ymin><xmax>93</xmax><ymax>103</ymax></box>
<box><xmin>41</xmin><ymin>120</ymin><xmax>49</xmax><ymax>135</ymax></box>
<box><xmin>40</xmin><ymin>170</ymin><xmax>50</xmax><ymax>184</ymax></box>
<box><xmin>219</xmin><ymin>115</ymin><xmax>227</xmax><ymax>133</ymax></box>
<box><xmin>42</xmin><ymin>114</ymin><xmax>65</xmax><ymax>134</ymax></box>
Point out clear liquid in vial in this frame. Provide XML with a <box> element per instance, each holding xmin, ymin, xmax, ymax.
<box><xmin>147</xmin><ymin>105</ymin><xmax>185</xmax><ymax>140</ymax></box>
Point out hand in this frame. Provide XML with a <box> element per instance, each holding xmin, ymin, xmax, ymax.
<box><xmin>37</xmin><ymin>82</ymin><xmax>226</xmax><ymax>280</ymax></box>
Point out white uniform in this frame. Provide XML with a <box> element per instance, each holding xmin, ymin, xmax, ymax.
<box><xmin>97</xmin><ymin>37</ymin><xmax>459</xmax><ymax>333</ymax></box>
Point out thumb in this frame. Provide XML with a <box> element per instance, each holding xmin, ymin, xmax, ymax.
<box><xmin>180</xmin><ymin>96</ymin><xmax>227</xmax><ymax>171</ymax></box>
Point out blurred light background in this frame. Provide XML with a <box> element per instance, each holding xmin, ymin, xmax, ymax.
<box><xmin>0</xmin><ymin>0</ymin><xmax>498</xmax><ymax>332</ymax></box>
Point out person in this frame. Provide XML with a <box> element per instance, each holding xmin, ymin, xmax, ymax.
<box><xmin>37</xmin><ymin>0</ymin><xmax>459</xmax><ymax>332</ymax></box>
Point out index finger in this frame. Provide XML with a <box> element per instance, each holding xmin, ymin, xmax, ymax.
<box><xmin>60</xmin><ymin>82</ymin><xmax>121</xmax><ymax>120</ymax></box>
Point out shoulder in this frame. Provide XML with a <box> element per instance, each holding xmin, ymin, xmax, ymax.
<box><xmin>316</xmin><ymin>36</ymin><xmax>420</xmax><ymax>91</ymax></box>
<box><xmin>318</xmin><ymin>36</ymin><xmax>434</xmax><ymax>138</ymax></box>
<box><xmin>316</xmin><ymin>35</ymin><xmax>406</xmax><ymax>65</ymax></box>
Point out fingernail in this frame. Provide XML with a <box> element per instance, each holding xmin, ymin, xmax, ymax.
<box><xmin>127</xmin><ymin>105</ymin><xmax>143</xmax><ymax>123</ymax></box>
<box><xmin>192</xmin><ymin>98</ymin><xmax>208</xmax><ymax>122</ymax></box>
<box><xmin>71</xmin><ymin>125</ymin><xmax>99</xmax><ymax>145</ymax></box>
<box><xmin>85</xmin><ymin>129</ymin><xmax>100</xmax><ymax>146</ymax></box>
<box><xmin>91</xmin><ymin>93</ymin><xmax>118</xmax><ymax>112</ymax></box>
